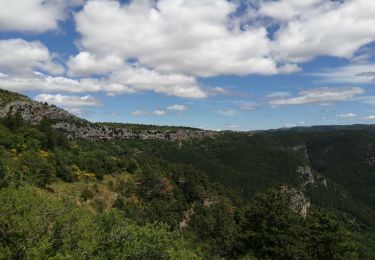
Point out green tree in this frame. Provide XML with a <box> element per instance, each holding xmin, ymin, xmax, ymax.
<box><xmin>49</xmin><ymin>201</ymin><xmax>97</xmax><ymax>258</ymax></box>
<box><xmin>305</xmin><ymin>208</ymin><xmax>359</xmax><ymax>259</ymax></box>
<box><xmin>21</xmin><ymin>151</ymin><xmax>56</xmax><ymax>188</ymax></box>
<box><xmin>95</xmin><ymin>210</ymin><xmax>200</xmax><ymax>259</ymax></box>
<box><xmin>187</xmin><ymin>201</ymin><xmax>238</xmax><ymax>257</ymax></box>
<box><xmin>0</xmin><ymin>186</ymin><xmax>57</xmax><ymax>258</ymax></box>
<box><xmin>2</xmin><ymin>112</ymin><xmax>24</xmax><ymax>131</ymax></box>
<box><xmin>237</xmin><ymin>188</ymin><xmax>306</xmax><ymax>259</ymax></box>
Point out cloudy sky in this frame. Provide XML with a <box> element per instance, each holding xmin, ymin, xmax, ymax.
<box><xmin>1</xmin><ymin>0</ymin><xmax>375</xmax><ymax>130</ymax></box>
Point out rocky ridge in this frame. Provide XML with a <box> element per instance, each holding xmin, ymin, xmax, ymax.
<box><xmin>0</xmin><ymin>94</ymin><xmax>219</xmax><ymax>141</ymax></box>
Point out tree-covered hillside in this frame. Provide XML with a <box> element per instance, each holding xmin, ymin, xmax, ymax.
<box><xmin>0</xmin><ymin>89</ymin><xmax>374</xmax><ymax>259</ymax></box>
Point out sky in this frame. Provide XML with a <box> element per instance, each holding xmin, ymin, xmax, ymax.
<box><xmin>1</xmin><ymin>0</ymin><xmax>375</xmax><ymax>131</ymax></box>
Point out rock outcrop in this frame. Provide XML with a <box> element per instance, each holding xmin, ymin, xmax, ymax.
<box><xmin>280</xmin><ymin>186</ymin><xmax>311</xmax><ymax>218</ymax></box>
<box><xmin>0</xmin><ymin>99</ymin><xmax>219</xmax><ymax>141</ymax></box>
<box><xmin>0</xmin><ymin>100</ymin><xmax>86</xmax><ymax>125</ymax></box>
<box><xmin>297</xmin><ymin>165</ymin><xmax>315</xmax><ymax>187</ymax></box>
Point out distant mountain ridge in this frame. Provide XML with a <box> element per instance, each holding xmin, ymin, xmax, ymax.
<box><xmin>264</xmin><ymin>124</ymin><xmax>375</xmax><ymax>134</ymax></box>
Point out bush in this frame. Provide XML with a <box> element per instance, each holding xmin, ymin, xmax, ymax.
<box><xmin>80</xmin><ymin>187</ymin><xmax>94</xmax><ymax>202</ymax></box>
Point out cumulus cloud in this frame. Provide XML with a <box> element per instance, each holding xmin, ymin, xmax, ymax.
<box><xmin>0</xmin><ymin>0</ymin><xmax>84</xmax><ymax>33</ymax></box>
<box><xmin>3</xmin><ymin>0</ymin><xmax>375</xmax><ymax>101</ymax></box>
<box><xmin>268</xmin><ymin>87</ymin><xmax>364</xmax><ymax>106</ymax></box>
<box><xmin>271</xmin><ymin>0</ymin><xmax>375</xmax><ymax>63</ymax></box>
<box><xmin>259</xmin><ymin>0</ymin><xmax>325</xmax><ymax>21</ymax></box>
<box><xmin>0</xmin><ymin>72</ymin><xmax>126</xmax><ymax>94</ymax></box>
<box><xmin>152</xmin><ymin>110</ymin><xmax>167</xmax><ymax>116</ymax></box>
<box><xmin>0</xmin><ymin>39</ymin><xmax>63</xmax><ymax>75</ymax></box>
<box><xmin>74</xmin><ymin>0</ymin><xmax>280</xmax><ymax>77</ymax></box>
<box><xmin>72</xmin><ymin>0</ymin><xmax>375</xmax><ymax>77</ymax></box>
<box><xmin>166</xmin><ymin>104</ymin><xmax>188</xmax><ymax>111</ymax></box>
<box><xmin>34</xmin><ymin>93</ymin><xmax>101</xmax><ymax>107</ymax></box>
<box><xmin>66</xmin><ymin>52</ymin><xmax>208</xmax><ymax>98</ymax></box>
<box><xmin>0</xmin><ymin>68</ymin><xmax>206</xmax><ymax>99</ymax></box>
<box><xmin>364</xmin><ymin>115</ymin><xmax>375</xmax><ymax>120</ymax></box>
<box><xmin>110</xmin><ymin>65</ymin><xmax>207</xmax><ymax>98</ymax></box>
<box><xmin>67</xmin><ymin>52</ymin><xmax>124</xmax><ymax>77</ymax></box>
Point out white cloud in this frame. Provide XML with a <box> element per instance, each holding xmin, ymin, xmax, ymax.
<box><xmin>166</xmin><ymin>104</ymin><xmax>188</xmax><ymax>111</ymax></box>
<box><xmin>64</xmin><ymin>107</ymin><xmax>95</xmax><ymax>117</ymax></box>
<box><xmin>2</xmin><ymin>0</ymin><xmax>375</xmax><ymax>102</ymax></box>
<box><xmin>130</xmin><ymin>110</ymin><xmax>147</xmax><ymax>116</ymax></box>
<box><xmin>0</xmin><ymin>68</ymin><xmax>207</xmax><ymax>99</ymax></box>
<box><xmin>218</xmin><ymin>108</ymin><xmax>237</xmax><ymax>117</ymax></box>
<box><xmin>131</xmin><ymin>109</ymin><xmax>166</xmax><ymax>116</ymax></box>
<box><xmin>0</xmin><ymin>0</ymin><xmax>84</xmax><ymax>33</ymax></box>
<box><xmin>151</xmin><ymin>110</ymin><xmax>167</xmax><ymax>116</ymax></box>
<box><xmin>0</xmin><ymin>38</ymin><xmax>206</xmax><ymax>99</ymax></box>
<box><xmin>208</xmin><ymin>87</ymin><xmax>230</xmax><ymax>96</ymax></box>
<box><xmin>131</xmin><ymin>104</ymin><xmax>188</xmax><ymax>117</ymax></box>
<box><xmin>259</xmin><ymin>0</ymin><xmax>325</xmax><ymax>21</ymax></box>
<box><xmin>271</xmin><ymin>0</ymin><xmax>375</xmax><ymax>62</ymax></box>
<box><xmin>314</xmin><ymin>64</ymin><xmax>375</xmax><ymax>84</ymax></box>
<box><xmin>34</xmin><ymin>93</ymin><xmax>101</xmax><ymax>107</ymax></box>
<box><xmin>67</xmin><ymin>52</ymin><xmax>124</xmax><ymax>77</ymax></box>
<box><xmin>110</xmin><ymin>65</ymin><xmax>207</xmax><ymax>98</ymax></box>
<box><xmin>268</xmin><ymin>87</ymin><xmax>364</xmax><ymax>106</ymax></box>
<box><xmin>0</xmin><ymin>72</ymin><xmax>125</xmax><ymax>94</ymax></box>
<box><xmin>364</xmin><ymin>115</ymin><xmax>375</xmax><ymax>120</ymax></box>
<box><xmin>338</xmin><ymin>113</ymin><xmax>357</xmax><ymax>118</ymax></box>
<box><xmin>0</xmin><ymin>39</ymin><xmax>63</xmax><ymax>75</ymax></box>
<box><xmin>66</xmin><ymin>52</ymin><xmax>208</xmax><ymax>98</ymax></box>
<box><xmin>75</xmin><ymin>0</ymin><xmax>279</xmax><ymax>77</ymax></box>
<box><xmin>73</xmin><ymin>0</ymin><xmax>375</xmax><ymax>76</ymax></box>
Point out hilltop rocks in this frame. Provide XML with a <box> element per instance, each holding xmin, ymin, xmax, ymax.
<box><xmin>52</xmin><ymin>122</ymin><xmax>132</xmax><ymax>140</ymax></box>
<box><xmin>0</xmin><ymin>100</ymin><xmax>85</xmax><ymax>125</ymax></box>
<box><xmin>0</xmin><ymin>100</ymin><xmax>219</xmax><ymax>142</ymax></box>
<box><xmin>53</xmin><ymin>122</ymin><xmax>219</xmax><ymax>141</ymax></box>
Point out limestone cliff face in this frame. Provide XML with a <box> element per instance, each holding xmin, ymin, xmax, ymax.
<box><xmin>280</xmin><ymin>186</ymin><xmax>311</xmax><ymax>218</ymax></box>
<box><xmin>0</xmin><ymin>100</ymin><xmax>86</xmax><ymax>125</ymax></box>
<box><xmin>0</xmin><ymin>97</ymin><xmax>218</xmax><ymax>141</ymax></box>
<box><xmin>297</xmin><ymin>165</ymin><xmax>315</xmax><ymax>187</ymax></box>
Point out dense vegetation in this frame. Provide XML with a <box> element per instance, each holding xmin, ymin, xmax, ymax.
<box><xmin>0</xmin><ymin>110</ymin><xmax>374</xmax><ymax>258</ymax></box>
<box><xmin>96</xmin><ymin>122</ymin><xmax>200</xmax><ymax>133</ymax></box>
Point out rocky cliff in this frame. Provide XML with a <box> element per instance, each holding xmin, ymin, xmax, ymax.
<box><xmin>0</xmin><ymin>89</ymin><xmax>218</xmax><ymax>141</ymax></box>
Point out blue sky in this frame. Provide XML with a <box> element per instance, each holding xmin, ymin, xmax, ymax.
<box><xmin>1</xmin><ymin>0</ymin><xmax>375</xmax><ymax>130</ymax></box>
